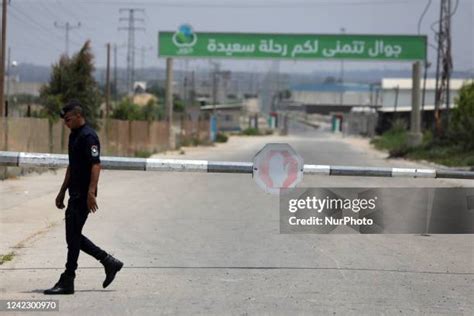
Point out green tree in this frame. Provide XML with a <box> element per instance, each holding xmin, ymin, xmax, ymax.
<box><xmin>142</xmin><ymin>99</ymin><xmax>155</xmax><ymax>121</ymax></box>
<box><xmin>111</xmin><ymin>99</ymin><xmax>144</xmax><ymax>121</ymax></box>
<box><xmin>142</xmin><ymin>99</ymin><xmax>167</xmax><ymax>121</ymax></box>
<box><xmin>173</xmin><ymin>96</ymin><xmax>185</xmax><ymax>112</ymax></box>
<box><xmin>40</xmin><ymin>41</ymin><xmax>102</xmax><ymax>128</ymax></box>
<box><xmin>450</xmin><ymin>82</ymin><xmax>474</xmax><ymax>150</ymax></box>
<box><xmin>111</xmin><ymin>98</ymin><xmax>167</xmax><ymax>121</ymax></box>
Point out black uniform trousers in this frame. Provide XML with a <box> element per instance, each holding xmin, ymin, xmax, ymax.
<box><xmin>64</xmin><ymin>198</ymin><xmax>108</xmax><ymax>277</ymax></box>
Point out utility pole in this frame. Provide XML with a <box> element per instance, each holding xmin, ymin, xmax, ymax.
<box><xmin>0</xmin><ymin>0</ymin><xmax>6</xmax><ymax>179</ymax></box>
<box><xmin>271</xmin><ymin>60</ymin><xmax>280</xmax><ymax>113</ymax></box>
<box><xmin>54</xmin><ymin>21</ymin><xmax>81</xmax><ymax>57</ymax></box>
<box><xmin>0</xmin><ymin>0</ymin><xmax>8</xmax><ymax>117</ymax></box>
<box><xmin>183</xmin><ymin>59</ymin><xmax>189</xmax><ymax>107</ymax></box>
<box><xmin>140</xmin><ymin>45</ymin><xmax>153</xmax><ymax>81</ymax></box>
<box><xmin>210</xmin><ymin>61</ymin><xmax>220</xmax><ymax>109</ymax></box>
<box><xmin>210</xmin><ymin>61</ymin><xmax>221</xmax><ymax>141</ymax></box>
<box><xmin>183</xmin><ymin>72</ymin><xmax>188</xmax><ymax>108</ymax></box>
<box><xmin>113</xmin><ymin>44</ymin><xmax>118</xmax><ymax>104</ymax></box>
<box><xmin>165</xmin><ymin>58</ymin><xmax>174</xmax><ymax>149</ymax></box>
<box><xmin>105</xmin><ymin>43</ymin><xmax>111</xmax><ymax>118</ymax></box>
<box><xmin>421</xmin><ymin>61</ymin><xmax>431</xmax><ymax>128</ymax></box>
<box><xmin>433</xmin><ymin>0</ymin><xmax>453</xmax><ymax>137</ymax></box>
<box><xmin>191</xmin><ymin>69</ymin><xmax>196</xmax><ymax>106</ymax></box>
<box><xmin>111</xmin><ymin>43</ymin><xmax>127</xmax><ymax>103</ymax></box>
<box><xmin>409</xmin><ymin>61</ymin><xmax>422</xmax><ymax>146</ymax></box>
<box><xmin>141</xmin><ymin>46</ymin><xmax>145</xmax><ymax>81</ymax></box>
<box><xmin>118</xmin><ymin>8</ymin><xmax>145</xmax><ymax>96</ymax></box>
<box><xmin>5</xmin><ymin>46</ymin><xmax>10</xmax><ymax>116</ymax></box>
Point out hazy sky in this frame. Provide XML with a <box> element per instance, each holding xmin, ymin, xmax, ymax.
<box><xmin>6</xmin><ymin>0</ymin><xmax>474</xmax><ymax>75</ymax></box>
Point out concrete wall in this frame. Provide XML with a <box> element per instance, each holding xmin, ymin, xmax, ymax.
<box><xmin>0</xmin><ymin>116</ymin><xmax>210</xmax><ymax>157</ymax></box>
<box><xmin>292</xmin><ymin>91</ymin><xmax>371</xmax><ymax>106</ymax></box>
<box><xmin>381</xmin><ymin>89</ymin><xmax>460</xmax><ymax>108</ymax></box>
<box><xmin>180</xmin><ymin>116</ymin><xmax>210</xmax><ymax>143</ymax></box>
<box><xmin>217</xmin><ymin>110</ymin><xmax>241</xmax><ymax>132</ymax></box>
<box><xmin>343</xmin><ymin>112</ymin><xmax>378</xmax><ymax>137</ymax></box>
<box><xmin>8</xmin><ymin>81</ymin><xmax>43</xmax><ymax>96</ymax></box>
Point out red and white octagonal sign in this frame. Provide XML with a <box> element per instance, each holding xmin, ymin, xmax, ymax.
<box><xmin>253</xmin><ymin>143</ymin><xmax>304</xmax><ymax>194</ymax></box>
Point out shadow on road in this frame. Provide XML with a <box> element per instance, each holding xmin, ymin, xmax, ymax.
<box><xmin>22</xmin><ymin>289</ymin><xmax>116</xmax><ymax>294</ymax></box>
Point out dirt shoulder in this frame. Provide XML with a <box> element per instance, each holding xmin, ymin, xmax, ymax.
<box><xmin>336</xmin><ymin>133</ymin><xmax>474</xmax><ymax>187</ymax></box>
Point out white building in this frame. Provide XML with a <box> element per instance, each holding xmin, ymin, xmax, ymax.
<box><xmin>380</xmin><ymin>78</ymin><xmax>471</xmax><ymax>110</ymax></box>
<box><xmin>291</xmin><ymin>83</ymin><xmax>373</xmax><ymax>106</ymax></box>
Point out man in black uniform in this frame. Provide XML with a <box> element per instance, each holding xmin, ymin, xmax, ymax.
<box><xmin>44</xmin><ymin>100</ymin><xmax>123</xmax><ymax>295</ymax></box>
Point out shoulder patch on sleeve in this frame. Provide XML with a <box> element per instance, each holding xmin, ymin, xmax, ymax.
<box><xmin>91</xmin><ymin>145</ymin><xmax>99</xmax><ymax>157</ymax></box>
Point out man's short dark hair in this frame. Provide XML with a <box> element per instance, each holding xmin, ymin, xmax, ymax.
<box><xmin>60</xmin><ymin>100</ymin><xmax>84</xmax><ymax>118</ymax></box>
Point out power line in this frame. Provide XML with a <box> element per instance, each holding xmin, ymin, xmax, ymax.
<box><xmin>429</xmin><ymin>0</ymin><xmax>459</xmax><ymax>34</ymax></box>
<box><xmin>57</xmin><ymin>0</ymin><xmax>83</xmax><ymax>22</ymax></box>
<box><xmin>10</xmin><ymin>5</ymin><xmax>61</xmax><ymax>40</ymax></box>
<box><xmin>37</xmin><ymin>1</ymin><xmax>63</xmax><ymax>21</ymax></box>
<box><xmin>138</xmin><ymin>45</ymin><xmax>154</xmax><ymax>80</ymax></box>
<box><xmin>433</xmin><ymin>0</ymin><xmax>454</xmax><ymax>137</ymax></box>
<box><xmin>56</xmin><ymin>2</ymin><xmax>89</xmax><ymax>40</ymax></box>
<box><xmin>54</xmin><ymin>21</ymin><xmax>82</xmax><ymax>57</ymax></box>
<box><xmin>417</xmin><ymin>0</ymin><xmax>432</xmax><ymax>34</ymax></box>
<box><xmin>415</xmin><ymin>1</ymin><xmax>439</xmax><ymax>52</ymax></box>
<box><xmin>15</xmin><ymin>1</ymin><xmax>95</xmax><ymax>45</ymax></box>
<box><xmin>448</xmin><ymin>0</ymin><xmax>460</xmax><ymax>17</ymax></box>
<box><xmin>118</xmin><ymin>8</ymin><xmax>145</xmax><ymax>95</ymax></box>
<box><xmin>11</xmin><ymin>4</ymin><xmax>84</xmax><ymax>51</ymax></box>
<box><xmin>8</xmin><ymin>7</ymin><xmax>64</xmax><ymax>51</ymax></box>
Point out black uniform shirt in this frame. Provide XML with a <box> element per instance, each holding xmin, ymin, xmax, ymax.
<box><xmin>68</xmin><ymin>124</ymin><xmax>101</xmax><ymax>199</ymax></box>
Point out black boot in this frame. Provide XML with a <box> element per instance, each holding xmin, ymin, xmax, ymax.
<box><xmin>100</xmin><ymin>255</ymin><xmax>123</xmax><ymax>288</ymax></box>
<box><xmin>44</xmin><ymin>273</ymin><xmax>74</xmax><ymax>295</ymax></box>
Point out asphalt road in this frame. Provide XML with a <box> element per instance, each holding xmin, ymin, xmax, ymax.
<box><xmin>0</xmin><ymin>122</ymin><xmax>473</xmax><ymax>315</ymax></box>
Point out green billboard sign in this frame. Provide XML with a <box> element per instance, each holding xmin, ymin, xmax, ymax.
<box><xmin>158</xmin><ymin>26</ymin><xmax>426</xmax><ymax>61</ymax></box>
